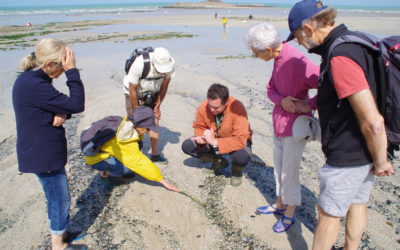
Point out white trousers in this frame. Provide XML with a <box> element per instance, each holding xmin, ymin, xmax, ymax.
<box><xmin>273</xmin><ymin>136</ymin><xmax>307</xmax><ymax>206</ymax></box>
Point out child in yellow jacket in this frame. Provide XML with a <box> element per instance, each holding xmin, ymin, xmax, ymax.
<box><xmin>85</xmin><ymin>106</ymin><xmax>179</xmax><ymax>192</ymax></box>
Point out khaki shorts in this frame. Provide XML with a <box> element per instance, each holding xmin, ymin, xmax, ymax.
<box><xmin>318</xmin><ymin>163</ymin><xmax>374</xmax><ymax>217</ymax></box>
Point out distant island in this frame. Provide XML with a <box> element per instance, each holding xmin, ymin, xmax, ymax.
<box><xmin>164</xmin><ymin>0</ymin><xmax>274</xmax><ymax>9</ymax></box>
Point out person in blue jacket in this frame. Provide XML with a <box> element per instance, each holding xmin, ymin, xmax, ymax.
<box><xmin>12</xmin><ymin>38</ymin><xmax>86</xmax><ymax>250</ymax></box>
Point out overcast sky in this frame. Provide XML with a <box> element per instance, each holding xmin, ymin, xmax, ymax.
<box><xmin>0</xmin><ymin>0</ymin><xmax>399</xmax><ymax>7</ymax></box>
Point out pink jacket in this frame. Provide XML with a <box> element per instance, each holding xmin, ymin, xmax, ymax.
<box><xmin>267</xmin><ymin>42</ymin><xmax>319</xmax><ymax>137</ymax></box>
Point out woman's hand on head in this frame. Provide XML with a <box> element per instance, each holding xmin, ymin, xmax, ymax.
<box><xmin>61</xmin><ymin>46</ymin><xmax>76</xmax><ymax>71</ymax></box>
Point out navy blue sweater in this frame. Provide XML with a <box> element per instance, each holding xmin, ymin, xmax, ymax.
<box><xmin>12</xmin><ymin>68</ymin><xmax>85</xmax><ymax>173</ymax></box>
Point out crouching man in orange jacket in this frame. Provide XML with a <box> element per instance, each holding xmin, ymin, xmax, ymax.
<box><xmin>181</xmin><ymin>83</ymin><xmax>252</xmax><ymax>186</ymax></box>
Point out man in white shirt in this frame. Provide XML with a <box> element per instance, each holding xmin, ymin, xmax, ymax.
<box><xmin>123</xmin><ymin>47</ymin><xmax>175</xmax><ymax>164</ymax></box>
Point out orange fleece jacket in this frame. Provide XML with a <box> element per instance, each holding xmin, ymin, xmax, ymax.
<box><xmin>192</xmin><ymin>96</ymin><xmax>252</xmax><ymax>154</ymax></box>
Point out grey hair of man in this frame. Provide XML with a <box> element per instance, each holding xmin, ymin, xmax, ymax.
<box><xmin>245</xmin><ymin>22</ymin><xmax>281</xmax><ymax>52</ymax></box>
<box><xmin>301</xmin><ymin>7</ymin><xmax>337</xmax><ymax>32</ymax></box>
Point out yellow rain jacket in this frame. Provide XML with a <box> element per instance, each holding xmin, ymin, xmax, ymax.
<box><xmin>85</xmin><ymin>117</ymin><xmax>163</xmax><ymax>182</ymax></box>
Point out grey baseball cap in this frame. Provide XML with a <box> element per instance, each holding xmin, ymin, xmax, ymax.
<box><xmin>129</xmin><ymin>106</ymin><xmax>158</xmax><ymax>132</ymax></box>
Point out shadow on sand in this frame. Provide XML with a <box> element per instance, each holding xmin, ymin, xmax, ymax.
<box><xmin>68</xmin><ymin>173</ymin><xmax>135</xmax><ymax>233</ymax></box>
<box><xmin>182</xmin><ymin>152</ymin><xmax>318</xmax><ymax>249</ymax></box>
<box><xmin>140</xmin><ymin>126</ymin><xmax>181</xmax><ymax>157</ymax></box>
<box><xmin>246</xmin><ymin>153</ymin><xmax>318</xmax><ymax>250</ymax></box>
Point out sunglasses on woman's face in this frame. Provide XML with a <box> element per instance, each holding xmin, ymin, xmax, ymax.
<box><xmin>55</xmin><ymin>62</ymin><xmax>64</xmax><ymax>70</ymax></box>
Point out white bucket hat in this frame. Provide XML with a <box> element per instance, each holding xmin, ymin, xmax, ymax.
<box><xmin>292</xmin><ymin>115</ymin><xmax>321</xmax><ymax>142</ymax></box>
<box><xmin>152</xmin><ymin>47</ymin><xmax>175</xmax><ymax>73</ymax></box>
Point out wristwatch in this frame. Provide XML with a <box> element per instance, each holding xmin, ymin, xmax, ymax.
<box><xmin>212</xmin><ymin>144</ymin><xmax>220</xmax><ymax>154</ymax></box>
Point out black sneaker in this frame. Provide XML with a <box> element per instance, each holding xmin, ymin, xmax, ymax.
<box><xmin>64</xmin><ymin>231</ymin><xmax>87</xmax><ymax>243</ymax></box>
<box><xmin>212</xmin><ymin>157</ymin><xmax>228</xmax><ymax>173</ymax></box>
<box><xmin>150</xmin><ymin>155</ymin><xmax>168</xmax><ymax>165</ymax></box>
<box><xmin>64</xmin><ymin>243</ymin><xmax>88</xmax><ymax>250</ymax></box>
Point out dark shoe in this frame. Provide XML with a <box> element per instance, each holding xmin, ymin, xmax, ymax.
<box><xmin>122</xmin><ymin>171</ymin><xmax>136</xmax><ymax>178</ymax></box>
<box><xmin>199</xmin><ymin>152</ymin><xmax>217</xmax><ymax>162</ymax></box>
<box><xmin>212</xmin><ymin>157</ymin><xmax>228</xmax><ymax>173</ymax></box>
<box><xmin>64</xmin><ymin>231</ymin><xmax>87</xmax><ymax>243</ymax></box>
<box><xmin>150</xmin><ymin>155</ymin><xmax>168</xmax><ymax>164</ymax></box>
<box><xmin>232</xmin><ymin>165</ymin><xmax>245</xmax><ymax>177</ymax></box>
<box><xmin>99</xmin><ymin>176</ymin><xmax>116</xmax><ymax>189</ymax></box>
<box><xmin>64</xmin><ymin>243</ymin><xmax>88</xmax><ymax>250</ymax></box>
<box><xmin>200</xmin><ymin>153</ymin><xmax>228</xmax><ymax>174</ymax></box>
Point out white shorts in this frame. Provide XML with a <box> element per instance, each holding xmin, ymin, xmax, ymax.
<box><xmin>318</xmin><ymin>163</ymin><xmax>374</xmax><ymax>217</ymax></box>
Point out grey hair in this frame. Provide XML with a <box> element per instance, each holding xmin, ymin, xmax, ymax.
<box><xmin>19</xmin><ymin>38</ymin><xmax>65</xmax><ymax>71</ymax></box>
<box><xmin>301</xmin><ymin>7</ymin><xmax>337</xmax><ymax>29</ymax></box>
<box><xmin>245</xmin><ymin>22</ymin><xmax>281</xmax><ymax>51</ymax></box>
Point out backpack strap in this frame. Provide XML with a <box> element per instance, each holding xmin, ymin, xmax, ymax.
<box><xmin>321</xmin><ymin>32</ymin><xmax>381</xmax><ymax>79</ymax></box>
<box><xmin>141</xmin><ymin>52</ymin><xmax>151</xmax><ymax>80</ymax></box>
<box><xmin>321</xmin><ymin>32</ymin><xmax>388</xmax><ymax>112</ymax></box>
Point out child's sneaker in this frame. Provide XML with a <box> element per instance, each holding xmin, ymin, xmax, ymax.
<box><xmin>150</xmin><ymin>154</ymin><xmax>169</xmax><ymax>164</ymax></box>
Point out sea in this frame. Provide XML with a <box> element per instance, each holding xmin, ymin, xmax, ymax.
<box><xmin>1</xmin><ymin>1</ymin><xmax>400</xmax><ymax>26</ymax></box>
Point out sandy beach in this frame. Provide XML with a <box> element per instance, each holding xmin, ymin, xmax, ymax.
<box><xmin>0</xmin><ymin>4</ymin><xmax>399</xmax><ymax>249</ymax></box>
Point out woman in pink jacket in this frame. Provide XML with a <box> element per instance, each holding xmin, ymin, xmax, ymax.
<box><xmin>245</xmin><ymin>22</ymin><xmax>319</xmax><ymax>233</ymax></box>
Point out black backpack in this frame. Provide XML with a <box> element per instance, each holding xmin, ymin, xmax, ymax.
<box><xmin>323</xmin><ymin>32</ymin><xmax>400</xmax><ymax>146</ymax></box>
<box><xmin>124</xmin><ymin>47</ymin><xmax>154</xmax><ymax>78</ymax></box>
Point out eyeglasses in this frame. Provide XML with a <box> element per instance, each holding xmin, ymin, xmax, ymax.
<box><xmin>55</xmin><ymin>62</ymin><xmax>64</xmax><ymax>70</ymax></box>
<box><xmin>207</xmin><ymin>103</ymin><xmax>226</xmax><ymax>111</ymax></box>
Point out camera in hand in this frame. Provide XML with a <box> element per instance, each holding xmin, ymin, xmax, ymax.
<box><xmin>141</xmin><ymin>91</ymin><xmax>157</xmax><ymax>108</ymax></box>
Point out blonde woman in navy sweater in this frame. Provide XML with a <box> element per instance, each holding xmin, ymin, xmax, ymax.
<box><xmin>12</xmin><ymin>38</ymin><xmax>86</xmax><ymax>250</ymax></box>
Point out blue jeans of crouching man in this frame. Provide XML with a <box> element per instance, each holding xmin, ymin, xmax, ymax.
<box><xmin>91</xmin><ymin>156</ymin><xmax>132</xmax><ymax>177</ymax></box>
<box><xmin>36</xmin><ymin>169</ymin><xmax>71</xmax><ymax>235</ymax></box>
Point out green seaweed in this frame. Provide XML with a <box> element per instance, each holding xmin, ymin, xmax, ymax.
<box><xmin>42</xmin><ymin>22</ymin><xmax>59</xmax><ymax>28</ymax></box>
<box><xmin>0</xmin><ymin>30</ymin><xmax>56</xmax><ymax>40</ymax></box>
<box><xmin>386</xmin><ymin>221</ymin><xmax>394</xmax><ymax>227</ymax></box>
<box><xmin>0</xmin><ymin>33</ymin><xmax>34</xmax><ymax>40</ymax></box>
<box><xmin>0</xmin><ymin>40</ymin><xmax>25</xmax><ymax>45</ymax></box>
<box><xmin>216</xmin><ymin>54</ymin><xmax>254</xmax><ymax>60</ymax></box>
<box><xmin>128</xmin><ymin>32</ymin><xmax>195</xmax><ymax>41</ymax></box>
<box><xmin>179</xmin><ymin>191</ymin><xmax>206</xmax><ymax>208</ymax></box>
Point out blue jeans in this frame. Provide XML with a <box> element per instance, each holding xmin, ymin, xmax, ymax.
<box><xmin>91</xmin><ymin>157</ymin><xmax>132</xmax><ymax>177</ymax></box>
<box><xmin>36</xmin><ymin>169</ymin><xmax>71</xmax><ymax>235</ymax></box>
